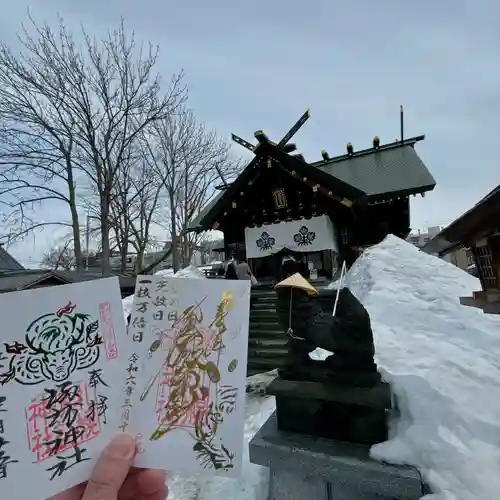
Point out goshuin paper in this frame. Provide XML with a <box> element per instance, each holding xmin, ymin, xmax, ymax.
<box><xmin>0</xmin><ymin>277</ymin><xmax>129</xmax><ymax>500</ymax></box>
<box><xmin>127</xmin><ymin>276</ymin><xmax>251</xmax><ymax>476</ymax></box>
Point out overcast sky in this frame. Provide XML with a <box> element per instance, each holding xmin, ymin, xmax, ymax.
<box><xmin>2</xmin><ymin>0</ymin><xmax>499</xmax><ymax>266</ymax></box>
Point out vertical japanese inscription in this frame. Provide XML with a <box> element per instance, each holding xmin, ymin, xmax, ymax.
<box><xmin>132</xmin><ymin>280</ymin><xmax>152</xmax><ymax>345</ymax></box>
<box><xmin>0</xmin><ymin>394</ymin><xmax>18</xmax><ymax>479</ymax></box>
<box><xmin>26</xmin><ymin>381</ymin><xmax>99</xmax><ymax>463</ymax></box>
<box><xmin>119</xmin><ymin>354</ymin><xmax>139</xmax><ymax>432</ymax></box>
<box><xmin>26</xmin><ymin>381</ymin><xmax>95</xmax><ymax>479</ymax></box>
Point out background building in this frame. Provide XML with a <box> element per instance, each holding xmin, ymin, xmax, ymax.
<box><xmin>423</xmin><ymin>185</ymin><xmax>500</xmax><ymax>314</ymax></box>
<box><xmin>407</xmin><ymin>227</ymin><xmax>475</xmax><ymax>274</ymax></box>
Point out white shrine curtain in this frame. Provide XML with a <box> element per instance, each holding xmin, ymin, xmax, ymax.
<box><xmin>244</xmin><ymin>215</ymin><xmax>338</xmax><ymax>259</ymax></box>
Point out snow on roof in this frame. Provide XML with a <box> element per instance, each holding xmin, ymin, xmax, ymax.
<box><xmin>122</xmin><ymin>236</ymin><xmax>500</xmax><ymax>500</ymax></box>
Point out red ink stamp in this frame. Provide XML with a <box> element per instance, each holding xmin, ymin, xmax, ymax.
<box><xmin>99</xmin><ymin>302</ymin><xmax>118</xmax><ymax>360</ymax></box>
<box><xmin>25</xmin><ymin>381</ymin><xmax>101</xmax><ymax>463</ymax></box>
<box><xmin>155</xmin><ymin>366</ymin><xmax>211</xmax><ymax>428</ymax></box>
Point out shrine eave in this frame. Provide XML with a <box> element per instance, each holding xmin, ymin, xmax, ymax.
<box><xmin>314</xmin><ymin>136</ymin><xmax>436</xmax><ymax>200</ymax></box>
<box><xmin>188</xmin><ymin>135</ymin><xmax>437</xmax><ymax>233</ymax></box>
<box><xmin>423</xmin><ymin>184</ymin><xmax>500</xmax><ymax>255</ymax></box>
<box><xmin>188</xmin><ymin>146</ymin><xmax>367</xmax><ymax>233</ymax></box>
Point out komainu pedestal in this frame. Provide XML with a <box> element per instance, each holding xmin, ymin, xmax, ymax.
<box><xmin>249</xmin><ymin>412</ymin><xmax>427</xmax><ymax>500</ymax></box>
<box><xmin>272</xmin><ymin>273</ymin><xmax>392</xmax><ymax>445</ymax></box>
<box><xmin>267</xmin><ymin>377</ymin><xmax>391</xmax><ymax>445</ymax></box>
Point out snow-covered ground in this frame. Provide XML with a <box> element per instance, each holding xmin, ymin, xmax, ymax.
<box><xmin>123</xmin><ymin>236</ymin><xmax>500</xmax><ymax>500</ymax></box>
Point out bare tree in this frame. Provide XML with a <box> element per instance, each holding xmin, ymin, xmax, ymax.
<box><xmin>108</xmin><ymin>140</ymin><xmax>167</xmax><ymax>272</ymax></box>
<box><xmin>0</xmin><ymin>18</ymin><xmax>88</xmax><ymax>268</ymax></box>
<box><xmin>0</xmin><ymin>15</ymin><xmax>186</xmax><ymax>275</ymax></box>
<box><xmin>41</xmin><ymin>241</ymin><xmax>75</xmax><ymax>270</ymax></box>
<box><xmin>146</xmin><ymin>109</ymin><xmax>239</xmax><ymax>272</ymax></box>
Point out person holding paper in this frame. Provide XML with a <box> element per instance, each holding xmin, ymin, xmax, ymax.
<box><xmin>51</xmin><ymin>435</ymin><xmax>168</xmax><ymax>500</ymax></box>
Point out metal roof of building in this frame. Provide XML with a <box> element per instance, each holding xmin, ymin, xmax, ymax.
<box><xmin>189</xmin><ymin>137</ymin><xmax>436</xmax><ymax>231</ymax></box>
<box><xmin>0</xmin><ymin>270</ymin><xmax>70</xmax><ymax>293</ymax></box>
<box><xmin>314</xmin><ymin>145</ymin><xmax>436</xmax><ymax>199</ymax></box>
<box><xmin>0</xmin><ymin>269</ymin><xmax>137</xmax><ymax>294</ymax></box>
<box><xmin>0</xmin><ymin>246</ymin><xmax>25</xmax><ymax>271</ymax></box>
<box><xmin>423</xmin><ymin>184</ymin><xmax>500</xmax><ymax>256</ymax></box>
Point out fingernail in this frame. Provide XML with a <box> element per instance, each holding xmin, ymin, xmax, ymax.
<box><xmin>106</xmin><ymin>434</ymin><xmax>136</xmax><ymax>459</ymax></box>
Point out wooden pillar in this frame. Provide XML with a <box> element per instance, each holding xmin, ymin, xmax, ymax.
<box><xmin>488</xmin><ymin>234</ymin><xmax>500</xmax><ymax>289</ymax></box>
<box><xmin>473</xmin><ymin>238</ymin><xmax>496</xmax><ymax>291</ymax></box>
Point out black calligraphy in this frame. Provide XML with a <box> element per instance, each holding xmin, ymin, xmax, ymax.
<box><xmin>87</xmin><ymin>369</ymin><xmax>110</xmax><ymax>425</ymax></box>
<box><xmin>35</xmin><ymin>381</ymin><xmax>97</xmax><ymax>479</ymax></box>
<box><xmin>130</xmin><ymin>295</ymin><xmax>148</xmax><ymax>342</ymax></box>
<box><xmin>88</xmin><ymin>369</ymin><xmax>109</xmax><ymax>389</ymax></box>
<box><xmin>136</xmin><ymin>301</ymin><xmax>149</xmax><ymax>313</ymax></box>
<box><xmin>136</xmin><ymin>286</ymin><xmax>151</xmax><ymax>299</ymax></box>
<box><xmin>153</xmin><ymin>310</ymin><xmax>164</xmax><ymax>321</ymax></box>
<box><xmin>119</xmin><ymin>354</ymin><xmax>139</xmax><ymax>432</ymax></box>
<box><xmin>0</xmin><ymin>396</ymin><xmax>18</xmax><ymax>479</ymax></box>
<box><xmin>131</xmin><ymin>316</ymin><xmax>147</xmax><ymax>329</ymax></box>
<box><xmin>155</xmin><ymin>280</ymin><xmax>168</xmax><ymax>291</ymax></box>
<box><xmin>46</xmin><ymin>445</ymin><xmax>90</xmax><ymax>480</ymax></box>
<box><xmin>86</xmin><ymin>395</ymin><xmax>109</xmax><ymax>424</ymax></box>
<box><xmin>152</xmin><ymin>296</ymin><xmax>167</xmax><ymax>308</ymax></box>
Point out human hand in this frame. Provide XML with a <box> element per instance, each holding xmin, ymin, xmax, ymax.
<box><xmin>50</xmin><ymin>434</ymin><xmax>168</xmax><ymax>500</ymax></box>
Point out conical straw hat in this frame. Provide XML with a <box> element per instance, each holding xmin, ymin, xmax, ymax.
<box><xmin>275</xmin><ymin>273</ymin><xmax>318</xmax><ymax>296</ymax></box>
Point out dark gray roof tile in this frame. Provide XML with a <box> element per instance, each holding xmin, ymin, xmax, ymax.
<box><xmin>316</xmin><ymin>145</ymin><xmax>435</xmax><ymax>198</ymax></box>
<box><xmin>0</xmin><ymin>246</ymin><xmax>25</xmax><ymax>271</ymax></box>
<box><xmin>0</xmin><ymin>270</ymin><xmax>68</xmax><ymax>292</ymax></box>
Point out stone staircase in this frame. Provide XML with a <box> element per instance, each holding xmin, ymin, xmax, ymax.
<box><xmin>246</xmin><ymin>285</ymin><xmax>337</xmax><ymax>377</ymax></box>
<box><xmin>247</xmin><ymin>286</ymin><xmax>288</xmax><ymax>376</ymax></box>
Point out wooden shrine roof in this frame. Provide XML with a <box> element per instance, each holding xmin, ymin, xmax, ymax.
<box><xmin>189</xmin><ymin>136</ymin><xmax>436</xmax><ymax>232</ymax></box>
<box><xmin>313</xmin><ymin>140</ymin><xmax>436</xmax><ymax>201</ymax></box>
<box><xmin>423</xmin><ymin>185</ymin><xmax>500</xmax><ymax>256</ymax></box>
<box><xmin>188</xmin><ymin>142</ymin><xmax>367</xmax><ymax>232</ymax></box>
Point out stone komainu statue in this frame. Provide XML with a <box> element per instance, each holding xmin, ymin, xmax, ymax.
<box><xmin>276</xmin><ymin>283</ymin><xmax>378</xmax><ymax>379</ymax></box>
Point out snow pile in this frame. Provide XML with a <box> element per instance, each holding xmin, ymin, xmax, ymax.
<box><xmin>169</xmin><ymin>264</ymin><xmax>206</xmax><ymax>279</ymax></box>
<box><xmin>343</xmin><ymin>235</ymin><xmax>500</xmax><ymax>500</ymax></box>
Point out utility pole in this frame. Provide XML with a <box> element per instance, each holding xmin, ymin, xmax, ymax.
<box><xmin>85</xmin><ymin>213</ymin><xmax>90</xmax><ymax>271</ymax></box>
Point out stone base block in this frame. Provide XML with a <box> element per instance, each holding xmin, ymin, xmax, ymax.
<box><xmin>249</xmin><ymin>412</ymin><xmax>427</xmax><ymax>500</ymax></box>
<box><xmin>267</xmin><ymin>377</ymin><xmax>392</xmax><ymax>445</ymax></box>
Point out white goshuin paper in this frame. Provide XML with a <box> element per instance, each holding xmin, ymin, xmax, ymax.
<box><xmin>0</xmin><ymin>277</ymin><xmax>129</xmax><ymax>500</ymax></box>
<box><xmin>127</xmin><ymin>276</ymin><xmax>251</xmax><ymax>476</ymax></box>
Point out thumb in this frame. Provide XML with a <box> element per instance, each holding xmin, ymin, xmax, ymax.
<box><xmin>82</xmin><ymin>434</ymin><xmax>136</xmax><ymax>500</ymax></box>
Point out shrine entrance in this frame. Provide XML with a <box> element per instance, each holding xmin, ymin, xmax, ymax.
<box><xmin>244</xmin><ymin>215</ymin><xmax>339</xmax><ymax>284</ymax></box>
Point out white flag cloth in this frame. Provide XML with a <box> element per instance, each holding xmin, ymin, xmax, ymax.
<box><xmin>244</xmin><ymin>215</ymin><xmax>338</xmax><ymax>259</ymax></box>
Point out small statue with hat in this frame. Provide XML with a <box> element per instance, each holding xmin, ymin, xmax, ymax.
<box><xmin>267</xmin><ymin>267</ymin><xmax>391</xmax><ymax>444</ymax></box>
<box><xmin>274</xmin><ymin>272</ymin><xmax>379</xmax><ymax>386</ymax></box>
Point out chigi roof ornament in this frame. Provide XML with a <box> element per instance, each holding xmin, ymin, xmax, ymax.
<box><xmin>231</xmin><ymin>109</ymin><xmax>311</xmax><ymax>160</ymax></box>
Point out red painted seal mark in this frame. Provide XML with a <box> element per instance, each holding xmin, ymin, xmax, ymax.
<box><xmin>99</xmin><ymin>301</ymin><xmax>118</xmax><ymax>360</ymax></box>
<box><xmin>25</xmin><ymin>381</ymin><xmax>100</xmax><ymax>463</ymax></box>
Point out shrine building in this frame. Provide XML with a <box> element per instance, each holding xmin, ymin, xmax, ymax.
<box><xmin>188</xmin><ymin>109</ymin><xmax>436</xmax><ymax>284</ymax></box>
